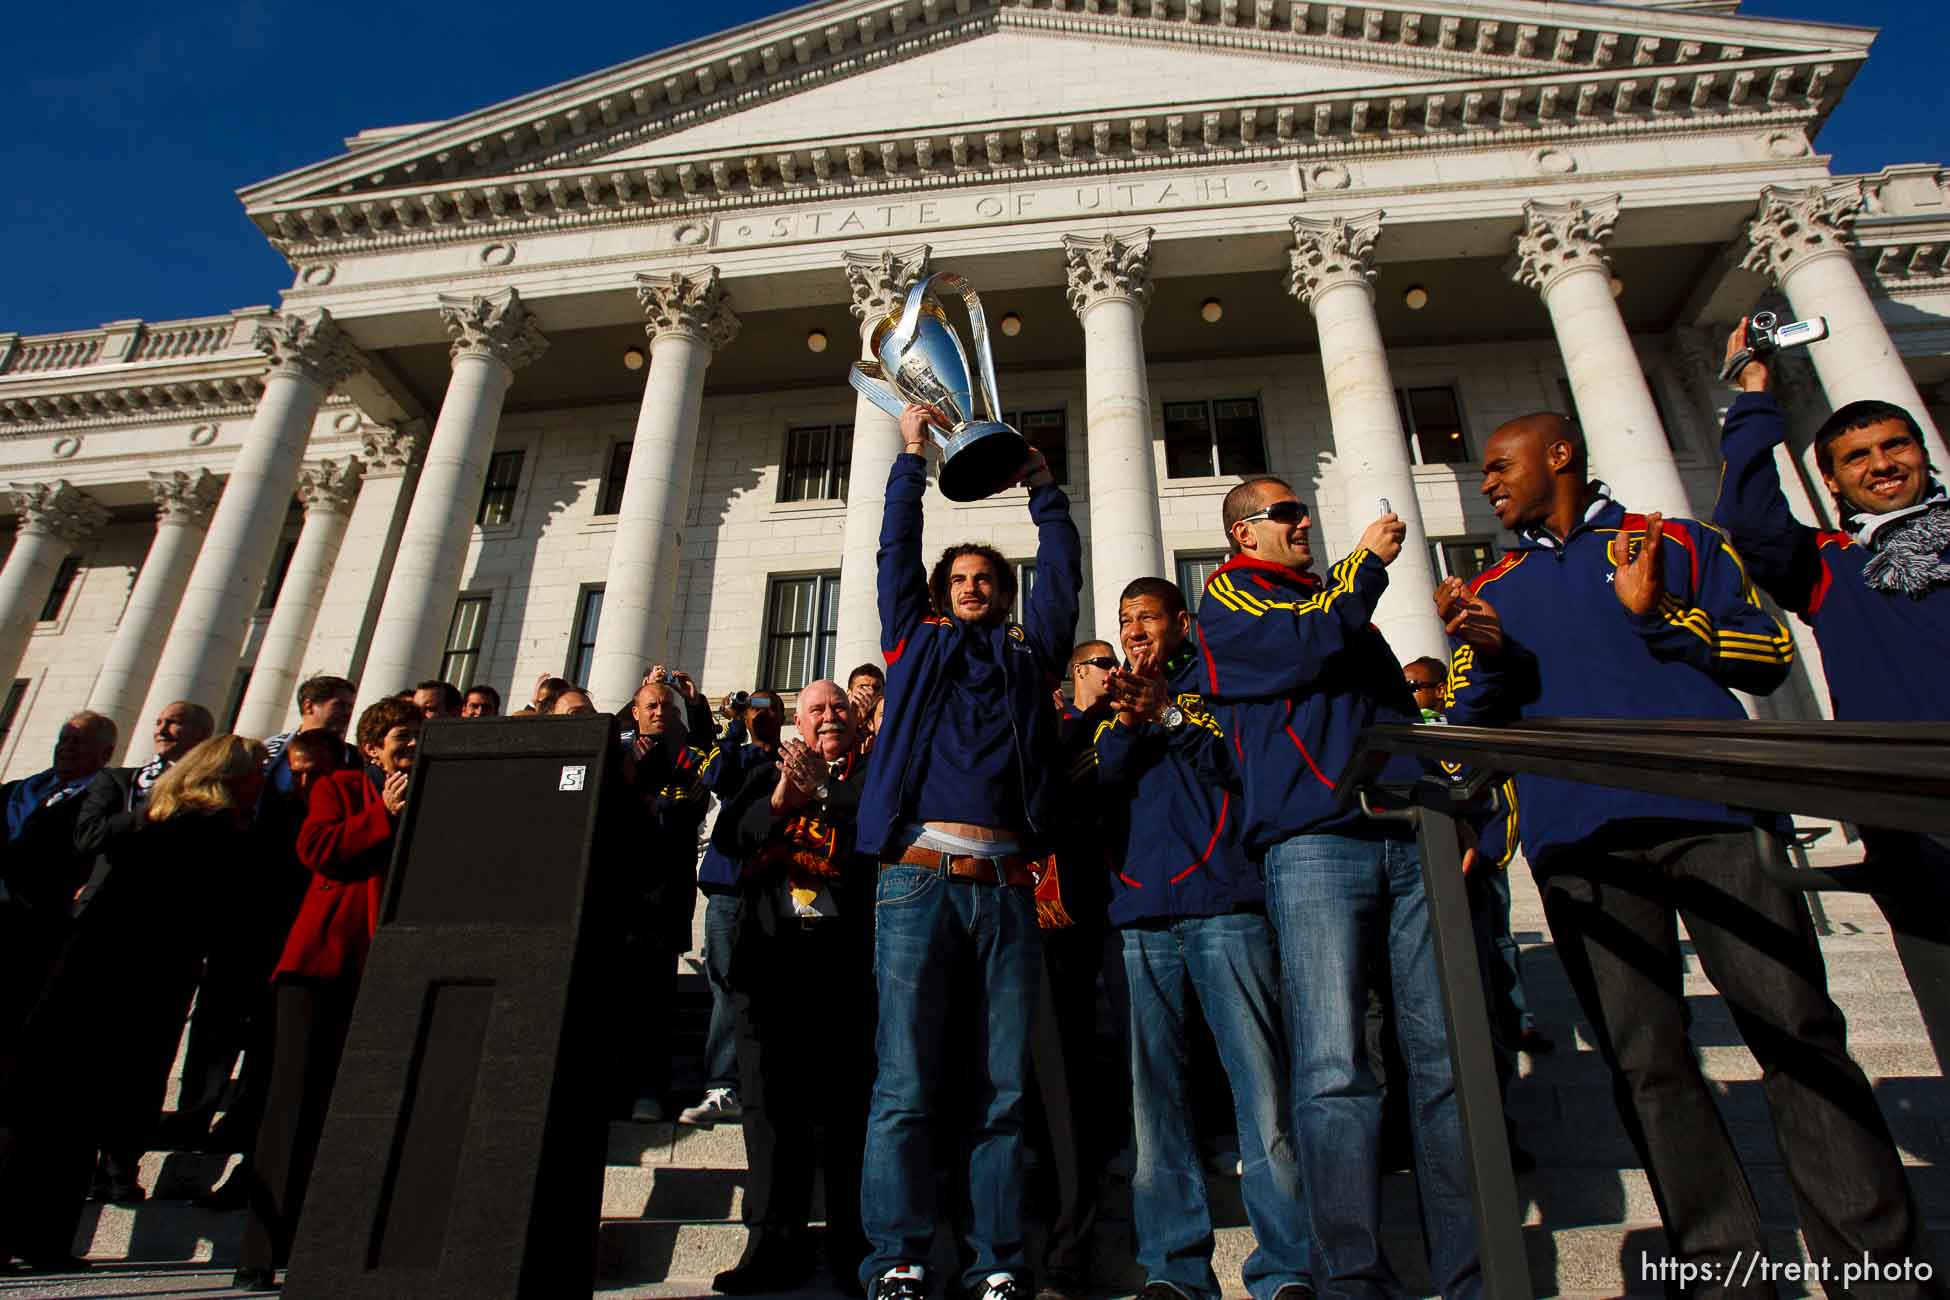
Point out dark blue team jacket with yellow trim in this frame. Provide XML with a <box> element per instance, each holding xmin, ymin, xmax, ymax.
<box><xmin>1445</xmin><ymin>497</ymin><xmax>1795</xmax><ymax>864</ymax></box>
<box><xmin>855</xmin><ymin>453</ymin><xmax>1083</xmax><ymax>858</ymax></box>
<box><xmin>1713</xmin><ymin>391</ymin><xmax>1950</xmax><ymax>723</ymax></box>
<box><xmin>1081</xmin><ymin>647</ymin><xmax>1261</xmax><ymax>926</ymax></box>
<box><xmin>1192</xmin><ymin>549</ymin><xmax>1422</xmax><ymax>855</ymax></box>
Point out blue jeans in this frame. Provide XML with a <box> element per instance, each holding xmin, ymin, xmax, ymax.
<box><xmin>1118</xmin><ymin>913</ymin><xmax>1313</xmax><ymax>1300</ymax></box>
<box><xmin>702</xmin><ymin>892</ymin><xmax>740</xmax><ymax>1092</ymax></box>
<box><xmin>859</xmin><ymin>867</ymin><xmax>1042</xmax><ymax>1292</ymax></box>
<box><xmin>1262</xmin><ymin>832</ymin><xmax>1481</xmax><ymax>1300</ymax></box>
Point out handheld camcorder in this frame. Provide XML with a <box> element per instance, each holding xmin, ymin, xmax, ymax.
<box><xmin>1721</xmin><ymin>310</ymin><xmax>1830</xmax><ymax>384</ymax></box>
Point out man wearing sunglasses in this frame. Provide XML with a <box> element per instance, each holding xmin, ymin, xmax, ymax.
<box><xmin>1192</xmin><ymin>478</ymin><xmax>1482</xmax><ymax>1300</ymax></box>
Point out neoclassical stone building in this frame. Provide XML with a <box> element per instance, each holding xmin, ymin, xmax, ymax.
<box><xmin>2</xmin><ymin>0</ymin><xmax>1947</xmax><ymax>774</ymax></box>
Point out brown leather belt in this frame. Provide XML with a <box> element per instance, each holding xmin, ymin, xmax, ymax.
<box><xmin>886</xmin><ymin>843</ymin><xmax>1035</xmax><ymax>888</ymax></box>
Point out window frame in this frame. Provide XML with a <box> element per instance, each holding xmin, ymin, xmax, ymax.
<box><xmin>477</xmin><ymin>448</ymin><xmax>527</xmax><ymax>528</ymax></box>
<box><xmin>1173</xmin><ymin>550</ymin><xmax>1229</xmax><ymax>615</ymax></box>
<box><xmin>37</xmin><ymin>554</ymin><xmax>84</xmax><ymax>624</ymax></box>
<box><xmin>597</xmin><ymin>442</ymin><xmax>632</xmax><ymax>516</ymax></box>
<box><xmin>1428</xmin><ymin>536</ymin><xmax>1503</xmax><ymax>585</ymax></box>
<box><xmin>1395</xmin><ymin>383</ymin><xmax>1473</xmax><ymax>467</ymax></box>
<box><xmin>1001</xmin><ymin>407</ymin><xmax>1071</xmax><ymax>488</ymax></box>
<box><xmin>759</xmin><ymin>571</ymin><xmax>842</xmax><ymax>693</ymax></box>
<box><xmin>440</xmin><ymin>593</ymin><xmax>493</xmax><ymax>692</ymax></box>
<box><xmin>566</xmin><ymin>585</ymin><xmax>605</xmax><ymax>687</ymax></box>
<box><xmin>777</xmin><ymin>422</ymin><xmax>854</xmax><ymax>504</ymax></box>
<box><xmin>1161</xmin><ymin>395</ymin><xmax>1270</xmax><ymax>481</ymax></box>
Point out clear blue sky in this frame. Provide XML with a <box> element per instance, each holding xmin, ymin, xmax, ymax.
<box><xmin>1</xmin><ymin>0</ymin><xmax>1941</xmax><ymax>338</ymax></box>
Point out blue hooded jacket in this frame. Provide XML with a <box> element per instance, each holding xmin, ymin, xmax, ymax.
<box><xmin>854</xmin><ymin>454</ymin><xmax>1083</xmax><ymax>857</ymax></box>
<box><xmin>1191</xmin><ymin>547</ymin><xmax>1422</xmax><ymax>854</ymax></box>
<box><xmin>1445</xmin><ymin>495</ymin><xmax>1795</xmax><ymax>863</ymax></box>
<box><xmin>1713</xmin><ymin>391</ymin><xmax>1950</xmax><ymax>723</ymax></box>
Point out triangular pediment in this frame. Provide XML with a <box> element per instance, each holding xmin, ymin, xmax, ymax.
<box><xmin>238</xmin><ymin>0</ymin><xmax>1875</xmax><ymax>255</ymax></box>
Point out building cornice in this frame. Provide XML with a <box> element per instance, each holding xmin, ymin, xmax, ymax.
<box><xmin>246</xmin><ymin>53</ymin><xmax>1846</xmax><ymax>267</ymax></box>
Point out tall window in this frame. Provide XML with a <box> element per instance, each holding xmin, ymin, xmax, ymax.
<box><xmin>223</xmin><ymin>669</ymin><xmax>251</xmax><ymax>732</ymax></box>
<box><xmin>568</xmin><ymin>587</ymin><xmax>604</xmax><ymax>687</ymax></box>
<box><xmin>1397</xmin><ymin>385</ymin><xmax>1471</xmax><ymax>465</ymax></box>
<box><xmin>441</xmin><ymin>595</ymin><xmax>491</xmax><ymax>689</ymax></box>
<box><xmin>597</xmin><ymin>443</ymin><xmax>632</xmax><ymax>515</ymax></box>
<box><xmin>762</xmin><ymin>573</ymin><xmax>840</xmax><ymax>691</ymax></box>
<box><xmin>478</xmin><ymin>450</ymin><xmax>525</xmax><ymax>525</ymax></box>
<box><xmin>779</xmin><ymin>424</ymin><xmax>853</xmax><ymax>503</ymax></box>
<box><xmin>257</xmin><ymin>538</ymin><xmax>298</xmax><ymax>613</ymax></box>
<box><xmin>1163</xmin><ymin>398</ymin><xmax>1267</xmax><ymax>479</ymax></box>
<box><xmin>0</xmin><ymin>679</ymin><xmax>28</xmax><ymax>749</ymax></box>
<box><xmin>38</xmin><ymin>555</ymin><xmax>83</xmax><ymax>622</ymax></box>
<box><xmin>1175</xmin><ymin>552</ymin><xmax>1227</xmax><ymax>614</ymax></box>
<box><xmin>1011</xmin><ymin>560</ymin><xmax>1037</xmax><ymax>614</ymax></box>
<box><xmin>1002</xmin><ymin>409</ymin><xmax>1069</xmax><ymax>485</ymax></box>
<box><xmin>1430</xmin><ymin>537</ymin><xmax>1500</xmax><ymax>584</ymax></box>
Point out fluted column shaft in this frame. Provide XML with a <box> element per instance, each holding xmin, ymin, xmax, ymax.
<box><xmin>359</xmin><ymin>290</ymin><xmax>545</xmax><ymax>714</ymax></box>
<box><xmin>589</xmin><ymin>269</ymin><xmax>739</xmax><ymax>713</ymax></box>
<box><xmin>1514</xmin><ymin>196</ymin><xmax>1689</xmax><ymax>517</ymax></box>
<box><xmin>1065</xmin><ymin>229</ymin><xmax>1166</xmax><ymax>642</ymax></box>
<box><xmin>1745</xmin><ymin>182</ymin><xmax>1950</xmax><ymax>470</ymax></box>
<box><xmin>90</xmin><ymin>470</ymin><xmax>219</xmax><ymax>757</ymax></box>
<box><xmin>1288</xmin><ymin>214</ymin><xmax>1446</xmax><ymax>661</ymax></box>
<box><xmin>836</xmin><ymin>246</ymin><xmax>931</xmax><ymax>672</ymax></box>
<box><xmin>235</xmin><ymin>459</ymin><xmax>362</xmax><ymax>739</ymax></box>
<box><xmin>138</xmin><ymin>312</ymin><xmax>361</xmax><ymax>744</ymax></box>
<box><xmin>0</xmin><ymin>480</ymin><xmax>106</xmax><ymax>689</ymax></box>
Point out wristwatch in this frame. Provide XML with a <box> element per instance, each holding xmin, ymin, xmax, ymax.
<box><xmin>1159</xmin><ymin>703</ymin><xmax>1186</xmax><ymax>732</ymax></box>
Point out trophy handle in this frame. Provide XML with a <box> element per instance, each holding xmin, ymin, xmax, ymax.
<box><xmin>847</xmin><ymin>362</ymin><xmax>910</xmax><ymax>421</ymax></box>
<box><xmin>903</xmin><ymin>272</ymin><xmax>1004</xmax><ymax>425</ymax></box>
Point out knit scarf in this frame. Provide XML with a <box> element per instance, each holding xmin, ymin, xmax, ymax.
<box><xmin>1850</xmin><ymin>481</ymin><xmax>1950</xmax><ymax>599</ymax></box>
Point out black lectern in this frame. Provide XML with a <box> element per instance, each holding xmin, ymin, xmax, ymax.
<box><xmin>282</xmin><ymin>714</ymin><xmax>624</xmax><ymax>1300</ymax></box>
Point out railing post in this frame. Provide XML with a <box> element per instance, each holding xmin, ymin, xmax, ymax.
<box><xmin>1394</xmin><ymin>789</ymin><xmax>1533</xmax><ymax>1297</ymax></box>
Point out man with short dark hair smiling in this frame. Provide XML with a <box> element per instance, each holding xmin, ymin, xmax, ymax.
<box><xmin>854</xmin><ymin>404</ymin><xmax>1080</xmax><ymax>1300</ymax></box>
<box><xmin>1440</xmin><ymin>406</ymin><xmax>1925</xmax><ymax>1293</ymax></box>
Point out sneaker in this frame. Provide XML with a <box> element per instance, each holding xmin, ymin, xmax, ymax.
<box><xmin>630</xmin><ymin>1096</ymin><xmax>665</xmax><ymax>1123</ymax></box>
<box><xmin>978</xmin><ymin>1273</ymin><xmax>1029</xmax><ymax>1300</ymax></box>
<box><xmin>679</xmin><ymin>1087</ymin><xmax>742</xmax><ymax>1127</ymax></box>
<box><xmin>1201</xmin><ymin>1143</ymin><xmax>1242</xmax><ymax>1178</ymax></box>
<box><xmin>872</xmin><ymin>1264</ymin><xmax>929</xmax><ymax>1300</ymax></box>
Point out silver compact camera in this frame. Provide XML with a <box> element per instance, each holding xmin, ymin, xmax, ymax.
<box><xmin>1721</xmin><ymin>309</ymin><xmax>1830</xmax><ymax>383</ymax></box>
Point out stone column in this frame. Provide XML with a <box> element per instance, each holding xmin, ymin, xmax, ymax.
<box><xmin>1063</xmin><ymin>229</ymin><xmax>1167</xmax><ymax>642</ymax></box>
<box><xmin>137</xmin><ymin>311</ymin><xmax>362</xmax><ymax>735</ymax></box>
<box><xmin>834</xmin><ymin>245</ymin><xmax>931</xmax><ymax>673</ymax></box>
<box><xmin>0</xmin><ymin>480</ymin><xmax>107</xmax><ymax>687</ymax></box>
<box><xmin>1743</xmin><ymin>180</ymin><xmax>1950</xmax><ymax>469</ymax></box>
<box><xmin>234</xmin><ymin>457</ymin><xmax>363</xmax><ymax>740</ymax></box>
<box><xmin>587</xmin><ymin>269</ymin><xmax>740</xmax><ymax>714</ymax></box>
<box><xmin>359</xmin><ymin>290</ymin><xmax>546</xmax><ymax>712</ymax></box>
<box><xmin>1513</xmin><ymin>196</ymin><xmax>1690</xmax><ymax>517</ymax></box>
<box><xmin>1287</xmin><ymin>213</ymin><xmax>1447</xmax><ymax>661</ymax></box>
<box><xmin>89</xmin><ymin>470</ymin><xmax>220</xmax><ymax>754</ymax></box>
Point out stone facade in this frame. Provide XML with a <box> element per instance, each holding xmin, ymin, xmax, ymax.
<box><xmin>3</xmin><ymin>0</ymin><xmax>1948</xmax><ymax>773</ymax></box>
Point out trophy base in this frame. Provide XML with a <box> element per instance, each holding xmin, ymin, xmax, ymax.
<box><xmin>935</xmin><ymin>420</ymin><xmax>1033</xmax><ymax>502</ymax></box>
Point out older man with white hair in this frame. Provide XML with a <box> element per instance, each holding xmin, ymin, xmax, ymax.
<box><xmin>707</xmin><ymin>678</ymin><xmax>876</xmax><ymax>1298</ymax></box>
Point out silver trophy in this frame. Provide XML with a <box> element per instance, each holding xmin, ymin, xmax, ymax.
<box><xmin>849</xmin><ymin>271</ymin><xmax>1031</xmax><ymax>502</ymax></box>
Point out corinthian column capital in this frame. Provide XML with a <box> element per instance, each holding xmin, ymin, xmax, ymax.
<box><xmin>359</xmin><ymin>420</ymin><xmax>425</xmax><ymax>477</ymax></box>
<box><xmin>147</xmin><ymin>469</ymin><xmax>220</xmax><ymax>528</ymax></box>
<box><xmin>1742</xmin><ymin>181</ymin><xmax>1866</xmax><ymax>284</ymax></box>
<box><xmin>1062</xmin><ymin>229</ymin><xmax>1155</xmax><ymax>318</ymax></box>
<box><xmin>253</xmin><ymin>309</ymin><xmax>364</xmax><ymax>390</ymax></box>
<box><xmin>634</xmin><ymin>267</ymin><xmax>742</xmax><ymax>350</ymax></box>
<box><xmin>844</xmin><ymin>246</ymin><xmax>933</xmax><ymax>332</ymax></box>
<box><xmin>8</xmin><ymin>479</ymin><xmax>107</xmax><ymax>542</ymax></box>
<box><xmin>438</xmin><ymin>288</ymin><xmax>549</xmax><ymax>371</ymax></box>
<box><xmin>1511</xmin><ymin>195</ymin><xmax>1621</xmax><ymax>296</ymax></box>
<box><xmin>296</xmin><ymin>457</ymin><xmax>365</xmax><ymax>516</ymax></box>
<box><xmin>1286</xmin><ymin>211</ymin><xmax>1384</xmax><ymax>309</ymax></box>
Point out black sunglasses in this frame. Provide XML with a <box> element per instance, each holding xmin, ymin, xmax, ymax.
<box><xmin>1238</xmin><ymin>499</ymin><xmax>1310</xmax><ymax>527</ymax></box>
<box><xmin>1075</xmin><ymin>656</ymin><xmax>1118</xmax><ymax>672</ymax></box>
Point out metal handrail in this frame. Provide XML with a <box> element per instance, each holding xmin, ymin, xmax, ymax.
<box><xmin>1331</xmin><ymin>718</ymin><xmax>1950</xmax><ymax>1300</ymax></box>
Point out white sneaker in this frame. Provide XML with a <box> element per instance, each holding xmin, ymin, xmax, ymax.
<box><xmin>631</xmin><ymin>1096</ymin><xmax>665</xmax><ymax>1123</ymax></box>
<box><xmin>677</xmin><ymin>1086</ymin><xmax>742</xmax><ymax>1127</ymax></box>
<box><xmin>978</xmin><ymin>1272</ymin><xmax>1028</xmax><ymax>1300</ymax></box>
<box><xmin>1201</xmin><ymin>1143</ymin><xmax>1243</xmax><ymax>1178</ymax></box>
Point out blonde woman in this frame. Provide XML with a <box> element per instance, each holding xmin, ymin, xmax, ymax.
<box><xmin>0</xmin><ymin>735</ymin><xmax>266</xmax><ymax>1274</ymax></box>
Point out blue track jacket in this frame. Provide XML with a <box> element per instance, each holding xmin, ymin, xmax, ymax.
<box><xmin>1082</xmin><ymin>645</ymin><xmax>1260</xmax><ymax>927</ymax></box>
<box><xmin>855</xmin><ymin>454</ymin><xmax>1082</xmax><ymax>858</ymax></box>
<box><xmin>1192</xmin><ymin>548</ymin><xmax>1422</xmax><ymax>854</ymax></box>
<box><xmin>1445</xmin><ymin>496</ymin><xmax>1795</xmax><ymax>863</ymax></box>
<box><xmin>1713</xmin><ymin>391</ymin><xmax>1950</xmax><ymax>723</ymax></box>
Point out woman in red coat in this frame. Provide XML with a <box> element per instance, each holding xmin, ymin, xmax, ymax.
<box><xmin>234</xmin><ymin>696</ymin><xmax>421</xmax><ymax>1292</ymax></box>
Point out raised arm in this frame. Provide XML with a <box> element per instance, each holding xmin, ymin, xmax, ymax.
<box><xmin>1617</xmin><ymin>516</ymin><xmax>1794</xmax><ymax>695</ymax></box>
<box><xmin>1714</xmin><ymin>392</ymin><xmax>1824</xmax><ymax>613</ymax></box>
<box><xmin>877</xmin><ymin>407</ymin><xmax>936</xmax><ymax>655</ymax></box>
<box><xmin>1194</xmin><ymin>549</ymin><xmax>1389</xmax><ymax>700</ymax></box>
<box><xmin>1020</xmin><ymin>453</ymin><xmax>1083</xmax><ymax>669</ymax></box>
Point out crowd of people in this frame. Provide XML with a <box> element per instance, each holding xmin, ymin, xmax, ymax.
<box><xmin>1</xmin><ymin>317</ymin><xmax>1946</xmax><ymax>1300</ymax></box>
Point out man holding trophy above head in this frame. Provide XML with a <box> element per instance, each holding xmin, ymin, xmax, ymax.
<box><xmin>849</xmin><ymin>273</ymin><xmax>1084</xmax><ymax>1300</ymax></box>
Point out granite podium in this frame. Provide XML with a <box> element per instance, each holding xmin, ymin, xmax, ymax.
<box><xmin>281</xmin><ymin>714</ymin><xmax>626</xmax><ymax>1300</ymax></box>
